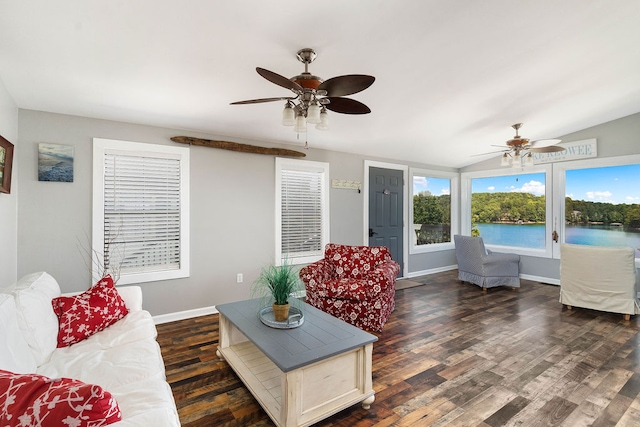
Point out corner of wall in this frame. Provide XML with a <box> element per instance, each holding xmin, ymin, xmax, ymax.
<box><xmin>0</xmin><ymin>76</ymin><xmax>19</xmax><ymax>286</ymax></box>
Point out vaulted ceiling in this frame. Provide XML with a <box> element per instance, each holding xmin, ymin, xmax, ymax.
<box><xmin>1</xmin><ymin>1</ymin><xmax>639</xmax><ymax>168</ymax></box>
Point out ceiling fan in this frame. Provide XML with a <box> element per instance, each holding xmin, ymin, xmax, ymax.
<box><xmin>230</xmin><ymin>48</ymin><xmax>375</xmax><ymax>133</ymax></box>
<box><xmin>491</xmin><ymin>123</ymin><xmax>565</xmax><ymax>167</ymax></box>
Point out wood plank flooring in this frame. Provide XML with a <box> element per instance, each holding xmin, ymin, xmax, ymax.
<box><xmin>156</xmin><ymin>270</ymin><xmax>640</xmax><ymax>426</ymax></box>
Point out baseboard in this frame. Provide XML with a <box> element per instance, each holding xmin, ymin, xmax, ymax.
<box><xmin>153</xmin><ymin>305</ymin><xmax>218</xmax><ymax>325</ymax></box>
<box><xmin>521</xmin><ymin>274</ymin><xmax>559</xmax><ymax>286</ymax></box>
<box><xmin>152</xmin><ymin>271</ymin><xmax>558</xmax><ymax>325</ymax></box>
<box><xmin>406</xmin><ymin>264</ymin><xmax>457</xmax><ymax>279</ymax></box>
<box><xmin>151</xmin><ymin>293</ymin><xmax>312</xmax><ymax>325</ymax></box>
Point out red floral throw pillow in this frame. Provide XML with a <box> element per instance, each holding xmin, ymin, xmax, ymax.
<box><xmin>51</xmin><ymin>275</ymin><xmax>129</xmax><ymax>348</ymax></box>
<box><xmin>0</xmin><ymin>369</ymin><xmax>121</xmax><ymax>427</ymax></box>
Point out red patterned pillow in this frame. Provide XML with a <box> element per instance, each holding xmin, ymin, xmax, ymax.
<box><xmin>0</xmin><ymin>369</ymin><xmax>121</xmax><ymax>427</ymax></box>
<box><xmin>51</xmin><ymin>275</ymin><xmax>129</xmax><ymax>348</ymax></box>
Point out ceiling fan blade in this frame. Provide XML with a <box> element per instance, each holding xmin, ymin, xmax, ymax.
<box><xmin>317</xmin><ymin>75</ymin><xmax>375</xmax><ymax>97</ymax></box>
<box><xmin>256</xmin><ymin>67</ymin><xmax>303</xmax><ymax>92</ymax></box>
<box><xmin>529</xmin><ymin>145</ymin><xmax>566</xmax><ymax>153</ymax></box>
<box><xmin>324</xmin><ymin>97</ymin><xmax>371</xmax><ymax>114</ymax></box>
<box><xmin>230</xmin><ymin>96</ymin><xmax>294</xmax><ymax>105</ymax></box>
<box><xmin>530</xmin><ymin>138</ymin><xmax>562</xmax><ymax>147</ymax></box>
<box><xmin>471</xmin><ymin>150</ymin><xmax>508</xmax><ymax>157</ymax></box>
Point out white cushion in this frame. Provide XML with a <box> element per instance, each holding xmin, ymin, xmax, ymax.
<box><xmin>115</xmin><ymin>285</ymin><xmax>143</xmax><ymax>312</ymax></box>
<box><xmin>4</xmin><ymin>272</ymin><xmax>61</xmax><ymax>365</ymax></box>
<box><xmin>37</xmin><ymin>337</ymin><xmax>166</xmax><ymax>390</ymax></box>
<box><xmin>109</xmin><ymin>378</ymin><xmax>180</xmax><ymax>427</ymax></box>
<box><xmin>52</xmin><ymin>310</ymin><xmax>157</xmax><ymax>352</ymax></box>
<box><xmin>0</xmin><ymin>294</ymin><xmax>38</xmax><ymax>373</ymax></box>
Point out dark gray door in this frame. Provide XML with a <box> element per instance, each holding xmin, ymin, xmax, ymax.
<box><xmin>368</xmin><ymin>167</ymin><xmax>403</xmax><ymax>276</ymax></box>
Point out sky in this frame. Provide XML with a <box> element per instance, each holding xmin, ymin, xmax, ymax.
<box><xmin>413</xmin><ymin>176</ymin><xmax>450</xmax><ymax>196</ymax></box>
<box><xmin>471</xmin><ymin>173</ymin><xmax>546</xmax><ymax>196</ymax></box>
<box><xmin>469</xmin><ymin>165</ymin><xmax>640</xmax><ymax>205</ymax></box>
<box><xmin>566</xmin><ymin>165</ymin><xmax>640</xmax><ymax>204</ymax></box>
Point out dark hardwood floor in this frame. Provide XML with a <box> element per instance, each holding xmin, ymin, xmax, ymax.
<box><xmin>156</xmin><ymin>270</ymin><xmax>640</xmax><ymax>426</ymax></box>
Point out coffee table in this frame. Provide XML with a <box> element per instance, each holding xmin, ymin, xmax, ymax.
<box><xmin>216</xmin><ymin>299</ymin><xmax>377</xmax><ymax>427</ymax></box>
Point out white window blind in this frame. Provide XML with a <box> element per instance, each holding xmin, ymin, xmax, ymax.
<box><xmin>275</xmin><ymin>158</ymin><xmax>329</xmax><ymax>265</ymax></box>
<box><xmin>93</xmin><ymin>138</ymin><xmax>190</xmax><ymax>285</ymax></box>
<box><xmin>104</xmin><ymin>153</ymin><xmax>181</xmax><ymax>274</ymax></box>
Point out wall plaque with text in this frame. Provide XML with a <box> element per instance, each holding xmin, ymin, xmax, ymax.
<box><xmin>533</xmin><ymin>138</ymin><xmax>597</xmax><ymax>164</ymax></box>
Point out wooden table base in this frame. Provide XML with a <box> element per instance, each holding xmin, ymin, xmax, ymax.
<box><xmin>217</xmin><ymin>313</ymin><xmax>374</xmax><ymax>427</ymax></box>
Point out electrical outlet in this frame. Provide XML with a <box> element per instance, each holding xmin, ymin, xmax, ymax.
<box><xmin>236</xmin><ymin>273</ymin><xmax>243</xmax><ymax>283</ymax></box>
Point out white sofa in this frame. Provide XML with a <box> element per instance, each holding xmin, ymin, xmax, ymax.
<box><xmin>0</xmin><ymin>272</ymin><xmax>180</xmax><ymax>426</ymax></box>
<box><xmin>560</xmin><ymin>244</ymin><xmax>640</xmax><ymax>320</ymax></box>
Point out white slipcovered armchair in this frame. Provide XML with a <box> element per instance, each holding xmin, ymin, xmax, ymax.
<box><xmin>454</xmin><ymin>234</ymin><xmax>521</xmax><ymax>291</ymax></box>
<box><xmin>560</xmin><ymin>244</ymin><xmax>639</xmax><ymax>320</ymax></box>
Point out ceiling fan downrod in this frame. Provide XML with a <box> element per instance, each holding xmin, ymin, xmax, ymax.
<box><xmin>512</xmin><ymin>123</ymin><xmax>523</xmax><ymax>136</ymax></box>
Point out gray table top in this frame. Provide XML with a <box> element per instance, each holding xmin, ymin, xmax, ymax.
<box><xmin>216</xmin><ymin>299</ymin><xmax>378</xmax><ymax>372</ymax></box>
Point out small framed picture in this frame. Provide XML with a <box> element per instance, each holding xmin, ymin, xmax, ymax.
<box><xmin>0</xmin><ymin>135</ymin><xmax>14</xmax><ymax>194</ymax></box>
<box><xmin>38</xmin><ymin>143</ymin><xmax>74</xmax><ymax>182</ymax></box>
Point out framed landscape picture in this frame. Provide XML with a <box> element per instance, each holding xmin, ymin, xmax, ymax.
<box><xmin>38</xmin><ymin>143</ymin><xmax>74</xmax><ymax>182</ymax></box>
<box><xmin>0</xmin><ymin>135</ymin><xmax>14</xmax><ymax>194</ymax></box>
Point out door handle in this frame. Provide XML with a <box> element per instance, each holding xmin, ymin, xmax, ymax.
<box><xmin>369</xmin><ymin>228</ymin><xmax>378</xmax><ymax>237</ymax></box>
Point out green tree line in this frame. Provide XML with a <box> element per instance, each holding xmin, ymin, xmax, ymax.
<box><xmin>413</xmin><ymin>192</ymin><xmax>451</xmax><ymax>224</ymax></box>
<box><xmin>566</xmin><ymin>197</ymin><xmax>640</xmax><ymax>227</ymax></box>
<box><xmin>413</xmin><ymin>192</ymin><xmax>451</xmax><ymax>245</ymax></box>
<box><xmin>471</xmin><ymin>192</ymin><xmax>546</xmax><ymax>223</ymax></box>
<box><xmin>464</xmin><ymin>192</ymin><xmax>640</xmax><ymax>228</ymax></box>
<box><xmin>414</xmin><ymin>191</ymin><xmax>640</xmax><ymax>233</ymax></box>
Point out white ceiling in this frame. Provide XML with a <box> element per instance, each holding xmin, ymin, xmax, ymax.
<box><xmin>2</xmin><ymin>1</ymin><xmax>640</xmax><ymax>168</ymax></box>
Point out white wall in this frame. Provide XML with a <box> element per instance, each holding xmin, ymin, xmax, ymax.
<box><xmin>0</xmin><ymin>77</ymin><xmax>18</xmax><ymax>287</ymax></box>
<box><xmin>460</xmin><ymin>112</ymin><xmax>640</xmax><ymax>281</ymax></box>
<box><xmin>16</xmin><ymin>110</ymin><xmax>454</xmax><ymax>316</ymax></box>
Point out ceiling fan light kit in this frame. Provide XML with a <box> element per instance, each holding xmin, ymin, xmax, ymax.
<box><xmin>306</xmin><ymin>102</ymin><xmax>321</xmax><ymax>124</ymax></box>
<box><xmin>294</xmin><ymin>113</ymin><xmax>307</xmax><ymax>133</ymax></box>
<box><xmin>316</xmin><ymin>109</ymin><xmax>329</xmax><ymax>130</ymax></box>
<box><xmin>501</xmin><ymin>153</ymin><xmax>510</xmax><ymax>167</ymax></box>
<box><xmin>232</xmin><ymin>48</ymin><xmax>374</xmax><ymax>139</ymax></box>
<box><xmin>281</xmin><ymin>102</ymin><xmax>295</xmax><ymax>126</ymax></box>
<box><xmin>497</xmin><ymin>123</ymin><xmax>565</xmax><ymax>167</ymax></box>
<box><xmin>524</xmin><ymin>152</ymin><xmax>534</xmax><ymax>166</ymax></box>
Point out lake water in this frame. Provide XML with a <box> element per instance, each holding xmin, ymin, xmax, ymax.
<box><xmin>475</xmin><ymin>223</ymin><xmax>640</xmax><ymax>257</ymax></box>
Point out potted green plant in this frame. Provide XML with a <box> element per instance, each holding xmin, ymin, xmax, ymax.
<box><xmin>253</xmin><ymin>261</ymin><xmax>301</xmax><ymax>321</ymax></box>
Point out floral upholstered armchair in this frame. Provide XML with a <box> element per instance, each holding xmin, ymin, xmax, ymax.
<box><xmin>299</xmin><ymin>244</ymin><xmax>400</xmax><ymax>332</ymax></box>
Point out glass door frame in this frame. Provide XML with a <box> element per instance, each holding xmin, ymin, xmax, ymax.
<box><xmin>551</xmin><ymin>153</ymin><xmax>640</xmax><ymax>261</ymax></box>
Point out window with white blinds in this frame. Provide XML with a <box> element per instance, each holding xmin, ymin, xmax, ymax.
<box><xmin>275</xmin><ymin>158</ymin><xmax>329</xmax><ymax>265</ymax></box>
<box><xmin>92</xmin><ymin>138</ymin><xmax>190</xmax><ymax>285</ymax></box>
